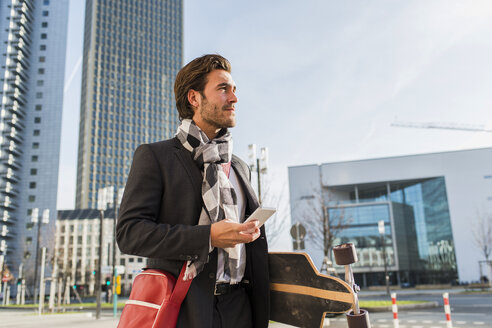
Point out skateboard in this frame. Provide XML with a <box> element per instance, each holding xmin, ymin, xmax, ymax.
<box><xmin>269</xmin><ymin>243</ymin><xmax>370</xmax><ymax>328</ymax></box>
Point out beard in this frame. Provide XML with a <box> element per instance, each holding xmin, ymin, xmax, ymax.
<box><xmin>199</xmin><ymin>97</ymin><xmax>236</xmax><ymax>129</ymax></box>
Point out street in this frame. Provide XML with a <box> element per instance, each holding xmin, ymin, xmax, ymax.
<box><xmin>0</xmin><ymin>292</ymin><xmax>490</xmax><ymax>328</ymax></box>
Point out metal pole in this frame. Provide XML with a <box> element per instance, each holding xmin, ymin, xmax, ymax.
<box><xmin>0</xmin><ymin>253</ymin><xmax>6</xmax><ymax>305</ymax></box>
<box><xmin>381</xmin><ymin>232</ymin><xmax>390</xmax><ymax>296</ymax></box>
<box><xmin>256</xmin><ymin>158</ymin><xmax>261</xmax><ymax>205</ymax></box>
<box><xmin>112</xmin><ymin>187</ymin><xmax>118</xmax><ymax>317</ymax></box>
<box><xmin>96</xmin><ymin>210</ymin><xmax>104</xmax><ymax>319</ymax></box>
<box><xmin>48</xmin><ymin>259</ymin><xmax>57</xmax><ymax>312</ymax></box>
<box><xmin>38</xmin><ymin>247</ymin><xmax>46</xmax><ymax>315</ymax></box>
<box><xmin>33</xmin><ymin>217</ymin><xmax>42</xmax><ymax>304</ymax></box>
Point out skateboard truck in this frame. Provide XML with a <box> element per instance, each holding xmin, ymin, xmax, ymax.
<box><xmin>333</xmin><ymin>243</ymin><xmax>371</xmax><ymax>328</ymax></box>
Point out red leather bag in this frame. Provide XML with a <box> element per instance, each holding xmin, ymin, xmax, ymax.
<box><xmin>118</xmin><ymin>263</ymin><xmax>192</xmax><ymax>328</ymax></box>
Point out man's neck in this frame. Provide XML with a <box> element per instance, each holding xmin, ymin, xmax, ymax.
<box><xmin>194</xmin><ymin>119</ymin><xmax>220</xmax><ymax>140</ymax></box>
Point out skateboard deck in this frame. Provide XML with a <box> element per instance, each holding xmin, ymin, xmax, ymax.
<box><xmin>269</xmin><ymin>252</ymin><xmax>355</xmax><ymax>328</ymax></box>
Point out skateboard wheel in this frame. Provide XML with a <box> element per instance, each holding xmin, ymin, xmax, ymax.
<box><xmin>333</xmin><ymin>243</ymin><xmax>358</xmax><ymax>265</ymax></box>
<box><xmin>346</xmin><ymin>309</ymin><xmax>371</xmax><ymax>328</ymax></box>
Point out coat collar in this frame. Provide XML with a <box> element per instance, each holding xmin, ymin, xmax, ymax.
<box><xmin>172</xmin><ymin>137</ymin><xmax>259</xmax><ymax>215</ymax></box>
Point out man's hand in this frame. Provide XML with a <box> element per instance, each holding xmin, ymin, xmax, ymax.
<box><xmin>211</xmin><ymin>219</ymin><xmax>260</xmax><ymax>248</ymax></box>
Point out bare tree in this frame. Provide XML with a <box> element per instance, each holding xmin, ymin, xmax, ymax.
<box><xmin>261</xmin><ymin>174</ymin><xmax>290</xmax><ymax>248</ymax></box>
<box><xmin>292</xmin><ymin>186</ymin><xmax>350</xmax><ymax>274</ymax></box>
<box><xmin>472</xmin><ymin>210</ymin><xmax>492</xmax><ymax>261</ymax></box>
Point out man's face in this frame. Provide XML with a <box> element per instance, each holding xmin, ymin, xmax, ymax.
<box><xmin>193</xmin><ymin>69</ymin><xmax>238</xmax><ymax>130</ymax></box>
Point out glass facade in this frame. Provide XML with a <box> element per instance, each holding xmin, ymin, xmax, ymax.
<box><xmin>76</xmin><ymin>0</ymin><xmax>183</xmax><ymax>209</ymax></box>
<box><xmin>327</xmin><ymin>177</ymin><xmax>457</xmax><ymax>285</ymax></box>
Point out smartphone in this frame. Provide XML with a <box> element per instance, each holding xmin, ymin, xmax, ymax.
<box><xmin>244</xmin><ymin>207</ymin><xmax>276</xmax><ymax>228</ymax></box>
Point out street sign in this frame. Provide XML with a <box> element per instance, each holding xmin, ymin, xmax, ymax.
<box><xmin>102</xmin><ymin>265</ymin><xmax>126</xmax><ymax>275</ymax></box>
<box><xmin>116</xmin><ymin>265</ymin><xmax>125</xmax><ymax>275</ymax></box>
<box><xmin>290</xmin><ymin>223</ymin><xmax>307</xmax><ymax>250</ymax></box>
<box><xmin>290</xmin><ymin>223</ymin><xmax>306</xmax><ymax>239</ymax></box>
<box><xmin>102</xmin><ymin>266</ymin><xmax>112</xmax><ymax>274</ymax></box>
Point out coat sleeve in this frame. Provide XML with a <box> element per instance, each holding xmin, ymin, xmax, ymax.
<box><xmin>116</xmin><ymin>144</ymin><xmax>210</xmax><ymax>262</ymax></box>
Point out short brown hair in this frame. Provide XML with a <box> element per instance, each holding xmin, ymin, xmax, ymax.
<box><xmin>174</xmin><ymin>54</ymin><xmax>231</xmax><ymax>119</ymax></box>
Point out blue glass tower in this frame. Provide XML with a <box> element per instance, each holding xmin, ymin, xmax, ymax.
<box><xmin>76</xmin><ymin>0</ymin><xmax>183</xmax><ymax>209</ymax></box>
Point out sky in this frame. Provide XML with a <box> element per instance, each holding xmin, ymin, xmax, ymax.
<box><xmin>58</xmin><ymin>0</ymin><xmax>492</xmax><ymax>249</ymax></box>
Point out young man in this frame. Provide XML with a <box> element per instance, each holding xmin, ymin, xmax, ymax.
<box><xmin>116</xmin><ymin>55</ymin><xmax>269</xmax><ymax>327</ymax></box>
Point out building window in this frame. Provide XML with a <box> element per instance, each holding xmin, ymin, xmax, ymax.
<box><xmin>34</xmin><ymin>117</ymin><xmax>41</xmax><ymax>123</ymax></box>
<box><xmin>26</xmin><ymin>237</ymin><xmax>33</xmax><ymax>245</ymax></box>
<box><xmin>129</xmin><ymin>258</ymin><xmax>134</xmax><ymax>263</ymax></box>
<box><xmin>26</xmin><ymin>223</ymin><xmax>33</xmax><ymax>230</ymax></box>
<box><xmin>28</xmin><ymin>195</ymin><xmax>35</xmax><ymax>202</ymax></box>
<box><xmin>30</xmin><ymin>169</ymin><xmax>37</xmax><ymax>175</ymax></box>
<box><xmin>40</xmin><ymin>45</ymin><xmax>46</xmax><ymax>51</ymax></box>
<box><xmin>44</xmin><ymin>0</ymin><xmax>50</xmax><ymax>5</ymax></box>
<box><xmin>32</xmin><ymin>142</ymin><xmax>39</xmax><ymax>149</ymax></box>
<box><xmin>137</xmin><ymin>257</ymin><xmax>143</xmax><ymax>263</ymax></box>
<box><xmin>38</xmin><ymin>68</ymin><xmax>45</xmax><ymax>74</ymax></box>
<box><xmin>36</xmin><ymin>92</ymin><xmax>43</xmax><ymax>99</ymax></box>
<box><xmin>33</xmin><ymin>130</ymin><xmax>40</xmax><ymax>136</ymax></box>
<box><xmin>29</xmin><ymin>182</ymin><xmax>36</xmax><ymax>189</ymax></box>
<box><xmin>120</xmin><ymin>258</ymin><xmax>125</xmax><ymax>265</ymax></box>
<box><xmin>31</xmin><ymin>155</ymin><xmax>38</xmax><ymax>162</ymax></box>
<box><xmin>37</xmin><ymin>80</ymin><xmax>44</xmax><ymax>86</ymax></box>
<box><xmin>24</xmin><ymin>252</ymin><xmax>31</xmax><ymax>259</ymax></box>
<box><xmin>42</xmin><ymin>11</ymin><xmax>49</xmax><ymax>17</ymax></box>
<box><xmin>41</xmin><ymin>33</ymin><xmax>47</xmax><ymax>39</ymax></box>
<box><xmin>35</xmin><ymin>105</ymin><xmax>42</xmax><ymax>111</ymax></box>
<box><xmin>39</xmin><ymin>57</ymin><xmax>45</xmax><ymax>63</ymax></box>
<box><xmin>42</xmin><ymin>22</ymin><xmax>48</xmax><ymax>28</ymax></box>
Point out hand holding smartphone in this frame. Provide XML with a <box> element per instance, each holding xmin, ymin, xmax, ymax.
<box><xmin>244</xmin><ymin>207</ymin><xmax>276</xmax><ymax>228</ymax></box>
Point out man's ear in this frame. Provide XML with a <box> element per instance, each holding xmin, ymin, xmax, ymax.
<box><xmin>187</xmin><ymin>89</ymin><xmax>200</xmax><ymax>111</ymax></box>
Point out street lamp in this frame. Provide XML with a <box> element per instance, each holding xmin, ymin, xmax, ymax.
<box><xmin>32</xmin><ymin>208</ymin><xmax>49</xmax><ymax>304</ymax></box>
<box><xmin>97</xmin><ymin>186</ymin><xmax>122</xmax><ymax>318</ymax></box>
<box><xmin>247</xmin><ymin>144</ymin><xmax>268</xmax><ymax>205</ymax></box>
<box><xmin>378</xmin><ymin>220</ymin><xmax>390</xmax><ymax>296</ymax></box>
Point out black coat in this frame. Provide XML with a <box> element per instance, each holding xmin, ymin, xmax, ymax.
<box><xmin>116</xmin><ymin>137</ymin><xmax>270</xmax><ymax>327</ymax></box>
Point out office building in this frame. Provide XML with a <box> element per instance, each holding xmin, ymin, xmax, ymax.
<box><xmin>75</xmin><ymin>0</ymin><xmax>183</xmax><ymax>209</ymax></box>
<box><xmin>0</xmin><ymin>0</ymin><xmax>68</xmax><ymax>289</ymax></box>
<box><xmin>289</xmin><ymin>147</ymin><xmax>492</xmax><ymax>285</ymax></box>
<box><xmin>56</xmin><ymin>209</ymin><xmax>144</xmax><ymax>296</ymax></box>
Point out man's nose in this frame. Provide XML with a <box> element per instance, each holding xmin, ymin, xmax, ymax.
<box><xmin>229</xmin><ymin>91</ymin><xmax>238</xmax><ymax>103</ymax></box>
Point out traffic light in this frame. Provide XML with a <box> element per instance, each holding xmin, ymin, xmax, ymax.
<box><xmin>116</xmin><ymin>275</ymin><xmax>121</xmax><ymax>295</ymax></box>
<box><xmin>105</xmin><ymin>277</ymin><xmax>111</xmax><ymax>286</ymax></box>
<box><xmin>73</xmin><ymin>284</ymin><xmax>77</xmax><ymax>289</ymax></box>
<box><xmin>17</xmin><ymin>278</ymin><xmax>21</xmax><ymax>286</ymax></box>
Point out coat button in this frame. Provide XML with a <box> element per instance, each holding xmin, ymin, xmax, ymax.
<box><xmin>209</xmin><ymin>272</ymin><xmax>215</xmax><ymax>279</ymax></box>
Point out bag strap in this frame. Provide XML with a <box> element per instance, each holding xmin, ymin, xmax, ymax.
<box><xmin>168</xmin><ymin>262</ymin><xmax>193</xmax><ymax>305</ymax></box>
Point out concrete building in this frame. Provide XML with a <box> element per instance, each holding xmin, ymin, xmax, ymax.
<box><xmin>75</xmin><ymin>0</ymin><xmax>183</xmax><ymax>209</ymax></box>
<box><xmin>288</xmin><ymin>147</ymin><xmax>492</xmax><ymax>286</ymax></box>
<box><xmin>56</xmin><ymin>209</ymin><xmax>145</xmax><ymax>296</ymax></box>
<box><xmin>0</xmin><ymin>0</ymin><xmax>68</xmax><ymax>290</ymax></box>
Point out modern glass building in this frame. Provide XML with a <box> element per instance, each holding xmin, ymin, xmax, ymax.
<box><xmin>289</xmin><ymin>148</ymin><xmax>492</xmax><ymax>285</ymax></box>
<box><xmin>0</xmin><ymin>0</ymin><xmax>68</xmax><ymax>292</ymax></box>
<box><xmin>75</xmin><ymin>0</ymin><xmax>183</xmax><ymax>209</ymax></box>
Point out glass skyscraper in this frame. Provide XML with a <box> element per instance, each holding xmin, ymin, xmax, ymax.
<box><xmin>76</xmin><ymin>0</ymin><xmax>183</xmax><ymax>209</ymax></box>
<box><xmin>0</xmin><ymin>0</ymin><xmax>68</xmax><ymax>289</ymax></box>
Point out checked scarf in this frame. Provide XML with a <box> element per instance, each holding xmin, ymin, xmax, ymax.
<box><xmin>176</xmin><ymin>119</ymin><xmax>244</xmax><ymax>283</ymax></box>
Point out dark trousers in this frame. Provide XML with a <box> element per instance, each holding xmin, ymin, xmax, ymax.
<box><xmin>212</xmin><ymin>287</ymin><xmax>253</xmax><ymax>328</ymax></box>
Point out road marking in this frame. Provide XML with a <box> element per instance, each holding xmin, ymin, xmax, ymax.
<box><xmin>407</xmin><ymin>320</ymin><xmax>417</xmax><ymax>323</ymax></box>
<box><xmin>456</xmin><ymin>321</ymin><xmax>466</xmax><ymax>324</ymax></box>
<box><xmin>423</xmin><ymin>320</ymin><xmax>432</xmax><ymax>323</ymax></box>
<box><xmin>377</xmin><ymin>319</ymin><xmax>388</xmax><ymax>322</ymax></box>
<box><xmin>473</xmin><ymin>322</ymin><xmax>485</xmax><ymax>325</ymax></box>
